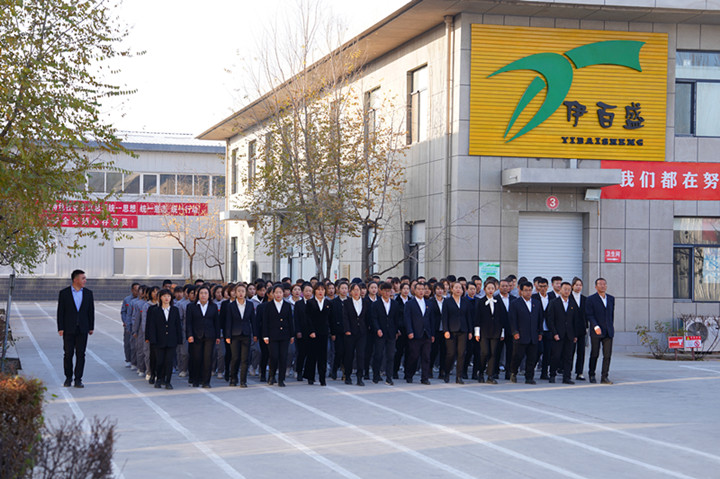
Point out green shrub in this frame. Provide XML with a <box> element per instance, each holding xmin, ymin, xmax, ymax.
<box><xmin>0</xmin><ymin>374</ymin><xmax>45</xmax><ymax>478</ymax></box>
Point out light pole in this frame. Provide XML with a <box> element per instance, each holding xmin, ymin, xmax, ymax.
<box><xmin>1</xmin><ymin>268</ymin><xmax>16</xmax><ymax>374</ymax></box>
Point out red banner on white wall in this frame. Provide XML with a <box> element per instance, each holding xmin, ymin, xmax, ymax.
<box><xmin>59</xmin><ymin>215</ymin><xmax>138</xmax><ymax>229</ymax></box>
<box><xmin>601</xmin><ymin>161</ymin><xmax>720</xmax><ymax>200</ymax></box>
<box><xmin>53</xmin><ymin>201</ymin><xmax>208</xmax><ymax>216</ymax></box>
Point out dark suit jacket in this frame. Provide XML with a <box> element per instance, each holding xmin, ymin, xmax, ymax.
<box><xmin>370</xmin><ymin>298</ymin><xmax>401</xmax><ymax>338</ymax></box>
<box><xmin>404</xmin><ymin>296</ymin><xmax>433</xmax><ymax>339</ymax></box>
<box><xmin>57</xmin><ymin>286</ymin><xmax>95</xmax><ymax>334</ymax></box>
<box><xmin>252</xmin><ymin>301</ymin><xmax>264</xmax><ymax>339</ymax></box>
<box><xmin>494</xmin><ymin>293</ymin><xmax>513</xmax><ymax>334</ymax></box>
<box><xmin>441</xmin><ymin>296</ymin><xmax>473</xmax><ymax>333</ymax></box>
<box><xmin>262</xmin><ymin>301</ymin><xmax>294</xmax><ymax>341</ymax></box>
<box><xmin>586</xmin><ymin>293</ymin><xmax>615</xmax><ymax>338</ymax></box>
<box><xmin>329</xmin><ymin>296</ymin><xmax>346</xmax><ymax>336</ymax></box>
<box><xmin>223</xmin><ymin>300</ymin><xmax>254</xmax><ymax>338</ymax></box>
<box><xmin>427</xmin><ymin>297</ymin><xmax>444</xmax><ymax>333</ymax></box>
<box><xmin>395</xmin><ymin>296</ymin><xmax>410</xmax><ymax>334</ymax></box>
<box><xmin>291</xmin><ymin>299</ymin><xmax>309</xmax><ymax>337</ymax></box>
<box><xmin>186</xmin><ymin>301</ymin><xmax>220</xmax><ymax>340</ymax></box>
<box><xmin>343</xmin><ymin>297</ymin><xmax>370</xmax><ymax>336</ymax></box>
<box><xmin>508</xmin><ymin>297</ymin><xmax>543</xmax><ymax>344</ymax></box>
<box><xmin>546</xmin><ymin>297</ymin><xmax>577</xmax><ymax>340</ymax></box>
<box><xmin>306</xmin><ymin>298</ymin><xmax>332</xmax><ymax>336</ymax></box>
<box><xmin>474</xmin><ymin>297</ymin><xmax>503</xmax><ymax>339</ymax></box>
<box><xmin>147</xmin><ymin>305</ymin><xmax>183</xmax><ymax>348</ymax></box>
<box><xmin>569</xmin><ymin>293</ymin><xmax>588</xmax><ymax>334</ymax></box>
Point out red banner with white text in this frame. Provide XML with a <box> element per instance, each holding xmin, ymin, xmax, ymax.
<box><xmin>601</xmin><ymin>161</ymin><xmax>720</xmax><ymax>200</ymax></box>
<box><xmin>53</xmin><ymin>201</ymin><xmax>208</xmax><ymax>216</ymax></box>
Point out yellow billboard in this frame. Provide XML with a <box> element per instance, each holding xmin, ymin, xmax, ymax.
<box><xmin>469</xmin><ymin>25</ymin><xmax>668</xmax><ymax>161</ymax></box>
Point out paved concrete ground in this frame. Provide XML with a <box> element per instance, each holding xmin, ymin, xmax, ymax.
<box><xmin>8</xmin><ymin>301</ymin><xmax>720</xmax><ymax>479</ymax></box>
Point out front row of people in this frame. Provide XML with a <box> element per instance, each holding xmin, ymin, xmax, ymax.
<box><xmin>140</xmin><ymin>276</ymin><xmax>615</xmax><ymax>390</ymax></box>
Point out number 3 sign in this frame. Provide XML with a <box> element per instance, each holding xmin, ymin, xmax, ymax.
<box><xmin>546</xmin><ymin>196</ymin><xmax>559</xmax><ymax>210</ymax></box>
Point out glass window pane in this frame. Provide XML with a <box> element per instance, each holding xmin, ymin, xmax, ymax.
<box><xmin>676</xmin><ymin>51</ymin><xmax>720</xmax><ymax>80</ymax></box>
<box><xmin>675</xmin><ymin>82</ymin><xmax>692</xmax><ymax>135</ymax></box>
<box><xmin>412</xmin><ymin>66</ymin><xmax>428</xmax><ymax>92</ymax></box>
<box><xmin>674</xmin><ymin>217</ymin><xmax>720</xmax><ymax>244</ymax></box>
<box><xmin>177</xmin><ymin>174</ymin><xmax>193</xmax><ymax>195</ymax></box>
<box><xmin>194</xmin><ymin>175</ymin><xmax>210</xmax><ymax>196</ymax></box>
<box><xmin>142</xmin><ymin>174</ymin><xmax>157</xmax><ymax>194</ymax></box>
<box><xmin>696</xmin><ymin>82</ymin><xmax>720</xmax><ymax>136</ymax></box>
<box><xmin>107</xmin><ymin>172</ymin><xmax>123</xmax><ymax>193</ymax></box>
<box><xmin>674</xmin><ymin>247</ymin><xmax>691</xmax><ymax>299</ymax></box>
<box><xmin>159</xmin><ymin>174</ymin><xmax>176</xmax><ymax>195</ymax></box>
<box><xmin>694</xmin><ymin>247</ymin><xmax>720</xmax><ymax>301</ymax></box>
<box><xmin>87</xmin><ymin>171</ymin><xmax>104</xmax><ymax>193</ymax></box>
<box><xmin>113</xmin><ymin>248</ymin><xmax>124</xmax><ymax>275</ymax></box>
<box><xmin>124</xmin><ymin>248</ymin><xmax>146</xmax><ymax>275</ymax></box>
<box><xmin>149</xmin><ymin>248</ymin><xmax>171</xmax><ymax>276</ymax></box>
<box><xmin>213</xmin><ymin>176</ymin><xmax>225</xmax><ymax>197</ymax></box>
<box><xmin>123</xmin><ymin>173</ymin><xmax>140</xmax><ymax>194</ymax></box>
<box><xmin>172</xmin><ymin>249</ymin><xmax>183</xmax><ymax>275</ymax></box>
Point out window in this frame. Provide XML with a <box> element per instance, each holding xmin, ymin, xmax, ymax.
<box><xmin>408</xmin><ymin>66</ymin><xmax>428</xmax><ymax>144</ymax></box>
<box><xmin>230</xmin><ymin>236</ymin><xmax>238</xmax><ymax>282</ymax></box>
<box><xmin>673</xmin><ymin>217</ymin><xmax>720</xmax><ymax>301</ymax></box>
<box><xmin>231</xmin><ymin>148</ymin><xmax>238</xmax><ymax>195</ymax></box>
<box><xmin>159</xmin><ymin>174</ymin><xmax>176</xmax><ymax>195</ymax></box>
<box><xmin>405</xmin><ymin>221</ymin><xmax>425</xmax><ymax>278</ymax></box>
<box><xmin>177</xmin><ymin>174</ymin><xmax>193</xmax><ymax>195</ymax></box>
<box><xmin>123</xmin><ymin>173</ymin><xmax>140</xmax><ymax>194</ymax></box>
<box><xmin>365</xmin><ymin>88</ymin><xmax>380</xmax><ymax>154</ymax></box>
<box><xmin>87</xmin><ymin>171</ymin><xmax>104</xmax><ymax>193</ymax></box>
<box><xmin>107</xmin><ymin>172</ymin><xmax>123</xmax><ymax>193</ymax></box>
<box><xmin>114</xmin><ymin>233</ymin><xmax>184</xmax><ymax>277</ymax></box>
<box><xmin>194</xmin><ymin>175</ymin><xmax>210</xmax><ymax>196</ymax></box>
<box><xmin>212</xmin><ymin>175</ymin><xmax>225</xmax><ymax>197</ymax></box>
<box><xmin>675</xmin><ymin>52</ymin><xmax>720</xmax><ymax>137</ymax></box>
<box><xmin>142</xmin><ymin>174</ymin><xmax>157</xmax><ymax>195</ymax></box>
<box><xmin>248</xmin><ymin>140</ymin><xmax>257</xmax><ymax>189</ymax></box>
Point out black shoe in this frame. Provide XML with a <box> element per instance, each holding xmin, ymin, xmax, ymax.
<box><xmin>421</xmin><ymin>379</ymin><xmax>431</xmax><ymax>385</ymax></box>
<box><xmin>296</xmin><ymin>375</ymin><xmax>303</xmax><ymax>382</ymax></box>
<box><xmin>385</xmin><ymin>378</ymin><xmax>394</xmax><ymax>386</ymax></box>
<box><xmin>154</xmin><ymin>382</ymin><xmax>162</xmax><ymax>389</ymax></box>
<box><xmin>240</xmin><ymin>382</ymin><xmax>248</xmax><ymax>388</ymax></box>
<box><xmin>428</xmin><ymin>372</ymin><xmax>434</xmax><ymax>379</ymax></box>
<box><xmin>268</xmin><ymin>377</ymin><xmax>276</xmax><ymax>386</ymax></box>
<box><xmin>462</xmin><ymin>373</ymin><xmax>469</xmax><ymax>380</ymax></box>
<box><xmin>363</xmin><ymin>374</ymin><xmax>370</xmax><ymax>380</ymax></box>
<box><xmin>320</xmin><ymin>381</ymin><xmax>326</xmax><ymax>386</ymax></box>
<box><xmin>224</xmin><ymin>375</ymin><xmax>230</xmax><ymax>382</ymax></box>
<box><xmin>456</xmin><ymin>378</ymin><xmax>464</xmax><ymax>385</ymax></box>
<box><xmin>373</xmin><ymin>377</ymin><xmax>380</xmax><ymax>384</ymax></box>
<box><xmin>548</xmin><ymin>377</ymin><xmax>556</xmax><ymax>384</ymax></box>
<box><xmin>345</xmin><ymin>378</ymin><xmax>352</xmax><ymax>385</ymax></box>
<box><xmin>393</xmin><ymin>373</ymin><xmax>399</xmax><ymax>379</ymax></box>
<box><xmin>260</xmin><ymin>375</ymin><xmax>267</xmax><ymax>382</ymax></box>
<box><xmin>471</xmin><ymin>373</ymin><xmax>478</xmax><ymax>380</ymax></box>
<box><xmin>357</xmin><ymin>379</ymin><xmax>365</xmax><ymax>386</ymax></box>
<box><xmin>278</xmin><ymin>381</ymin><xmax>286</xmax><ymax>387</ymax></box>
<box><xmin>510</xmin><ymin>374</ymin><xmax>517</xmax><ymax>383</ymax></box>
<box><xmin>589</xmin><ymin>375</ymin><xmax>597</xmax><ymax>384</ymax></box>
<box><xmin>63</xmin><ymin>379</ymin><xmax>72</xmax><ymax>387</ymax></box>
<box><xmin>562</xmin><ymin>379</ymin><xmax>575</xmax><ymax>385</ymax></box>
<box><xmin>601</xmin><ymin>377</ymin><xmax>613</xmax><ymax>385</ymax></box>
<box><xmin>525</xmin><ymin>379</ymin><xmax>536</xmax><ymax>385</ymax></box>
<box><xmin>229</xmin><ymin>381</ymin><xmax>237</xmax><ymax>387</ymax></box>
<box><xmin>576</xmin><ymin>374</ymin><xmax>586</xmax><ymax>381</ymax></box>
<box><xmin>165</xmin><ymin>383</ymin><xmax>174</xmax><ymax>390</ymax></box>
<box><xmin>307</xmin><ymin>380</ymin><xmax>314</xmax><ymax>385</ymax></box>
<box><xmin>192</xmin><ymin>383</ymin><xmax>200</xmax><ymax>387</ymax></box>
<box><xmin>486</xmin><ymin>378</ymin><xmax>498</xmax><ymax>385</ymax></box>
<box><xmin>329</xmin><ymin>371</ymin><xmax>337</xmax><ymax>380</ymax></box>
<box><xmin>74</xmin><ymin>380</ymin><xmax>84</xmax><ymax>388</ymax></box>
<box><xmin>406</xmin><ymin>378</ymin><xmax>413</xmax><ymax>384</ymax></box>
<box><xmin>444</xmin><ymin>375</ymin><xmax>450</xmax><ymax>384</ymax></box>
<box><xmin>202</xmin><ymin>383</ymin><xmax>211</xmax><ymax>388</ymax></box>
<box><xmin>477</xmin><ymin>375</ymin><xmax>485</xmax><ymax>383</ymax></box>
<box><xmin>148</xmin><ymin>376</ymin><xmax>155</xmax><ymax>385</ymax></box>
<box><xmin>539</xmin><ymin>374</ymin><xmax>549</xmax><ymax>380</ymax></box>
<box><xmin>504</xmin><ymin>374</ymin><xmax>511</xmax><ymax>381</ymax></box>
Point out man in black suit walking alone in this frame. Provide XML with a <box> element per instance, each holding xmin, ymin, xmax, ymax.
<box><xmin>57</xmin><ymin>269</ymin><xmax>95</xmax><ymax>388</ymax></box>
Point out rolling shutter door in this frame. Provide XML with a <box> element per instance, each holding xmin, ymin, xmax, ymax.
<box><xmin>518</xmin><ymin>213</ymin><xmax>583</xmax><ymax>282</ymax></box>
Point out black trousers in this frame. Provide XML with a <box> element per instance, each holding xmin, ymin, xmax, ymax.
<box><xmin>511</xmin><ymin>341</ymin><xmax>538</xmax><ymax>380</ymax></box>
<box><xmin>539</xmin><ymin>331</ymin><xmax>553</xmax><ymax>376</ymax></box>
<box><xmin>429</xmin><ymin>330</ymin><xmax>446</xmax><ymax>376</ymax></box>
<box><xmin>155</xmin><ymin>346</ymin><xmax>176</xmax><ymax>384</ymax></box>
<box><xmin>224</xmin><ymin>341</ymin><xmax>232</xmax><ymax>379</ymax></box>
<box><xmin>494</xmin><ymin>335</ymin><xmax>514</xmax><ymax>379</ymax></box>
<box><xmin>393</xmin><ymin>334</ymin><xmax>408</xmax><ymax>378</ymax></box>
<box><xmin>589</xmin><ymin>334</ymin><xmax>613</xmax><ymax>379</ymax></box>
<box><xmin>463</xmin><ymin>337</ymin><xmax>481</xmax><ymax>378</ymax></box>
<box><xmin>406</xmin><ymin>336</ymin><xmax>432</xmax><ymax>381</ymax></box>
<box><xmin>445</xmin><ymin>332</ymin><xmax>467</xmax><ymax>379</ymax></box>
<box><xmin>331</xmin><ymin>335</ymin><xmax>345</xmax><ymax>376</ymax></box>
<box><xmin>304</xmin><ymin>335</ymin><xmax>328</xmax><ymax>383</ymax></box>
<box><xmin>62</xmin><ymin>331</ymin><xmax>88</xmax><ymax>382</ymax></box>
<box><xmin>268</xmin><ymin>339</ymin><xmax>290</xmax><ymax>383</ymax></box>
<box><xmin>229</xmin><ymin>335</ymin><xmax>251</xmax><ymax>384</ymax></box>
<box><xmin>259</xmin><ymin>338</ymin><xmax>269</xmax><ymax>380</ymax></box>
<box><xmin>551</xmin><ymin>337</ymin><xmax>576</xmax><ymax>381</ymax></box>
<box><xmin>344</xmin><ymin>333</ymin><xmax>366</xmax><ymax>380</ymax></box>
<box><xmin>575</xmin><ymin>334</ymin><xmax>587</xmax><ymax>375</ymax></box>
<box><xmin>373</xmin><ymin>335</ymin><xmax>396</xmax><ymax>380</ymax></box>
<box><xmin>190</xmin><ymin>338</ymin><xmax>215</xmax><ymax>386</ymax></box>
<box><xmin>479</xmin><ymin>337</ymin><xmax>499</xmax><ymax>378</ymax></box>
<box><xmin>363</xmin><ymin>329</ymin><xmax>374</xmax><ymax>378</ymax></box>
<box><xmin>295</xmin><ymin>336</ymin><xmax>308</xmax><ymax>377</ymax></box>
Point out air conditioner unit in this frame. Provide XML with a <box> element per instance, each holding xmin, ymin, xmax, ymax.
<box><xmin>684</xmin><ymin>317</ymin><xmax>720</xmax><ymax>352</ymax></box>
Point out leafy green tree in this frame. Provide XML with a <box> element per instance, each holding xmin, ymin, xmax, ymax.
<box><xmin>0</xmin><ymin>0</ymin><xmax>133</xmax><ymax>271</ymax></box>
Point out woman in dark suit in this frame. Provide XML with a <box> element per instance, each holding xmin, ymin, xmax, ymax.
<box><xmin>303</xmin><ymin>283</ymin><xmax>333</xmax><ymax>386</ymax></box>
<box><xmin>570</xmin><ymin>277</ymin><xmax>588</xmax><ymax>381</ymax></box>
<box><xmin>147</xmin><ymin>289</ymin><xmax>183</xmax><ymax>389</ymax></box>
<box><xmin>224</xmin><ymin>283</ymin><xmax>255</xmax><ymax>387</ymax></box>
<box><xmin>262</xmin><ymin>284</ymin><xmax>294</xmax><ymax>387</ymax></box>
<box><xmin>186</xmin><ymin>285</ymin><xmax>220</xmax><ymax>388</ymax></box>
<box><xmin>343</xmin><ymin>282</ymin><xmax>369</xmax><ymax>386</ymax></box>
<box><xmin>473</xmin><ymin>281</ymin><xmax>501</xmax><ymax>384</ymax></box>
<box><xmin>442</xmin><ymin>282</ymin><xmax>473</xmax><ymax>384</ymax></box>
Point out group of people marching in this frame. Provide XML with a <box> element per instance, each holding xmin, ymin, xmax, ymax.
<box><xmin>120</xmin><ymin>273</ymin><xmax>616</xmax><ymax>390</ymax></box>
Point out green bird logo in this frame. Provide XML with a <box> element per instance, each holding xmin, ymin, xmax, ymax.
<box><xmin>488</xmin><ymin>40</ymin><xmax>645</xmax><ymax>142</ymax></box>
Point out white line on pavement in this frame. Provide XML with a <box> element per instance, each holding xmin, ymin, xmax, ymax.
<box><xmin>264</xmin><ymin>387</ymin><xmax>479</xmax><ymax>479</ymax></box>
<box><xmin>459</xmin><ymin>386</ymin><xmax>720</xmax><ymax>464</ymax></box>
<box><xmin>679</xmin><ymin>365</ymin><xmax>720</xmax><ymax>374</ymax></box>
<box><xmin>30</xmin><ymin>303</ymin><xmax>246</xmax><ymax>479</ymax></box>
<box><xmin>201</xmin><ymin>390</ymin><xmax>362</xmax><ymax>479</ymax></box>
<box><xmin>402</xmin><ymin>389</ymin><xmax>692</xmax><ymax>479</ymax></box>
<box><xmin>13</xmin><ymin>305</ymin><xmax>128</xmax><ymax>479</ymax></box>
<box><xmin>328</xmin><ymin>386</ymin><xmax>586</xmax><ymax>479</ymax></box>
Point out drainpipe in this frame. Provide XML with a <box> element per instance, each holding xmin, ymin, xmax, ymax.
<box><xmin>443</xmin><ymin>15</ymin><xmax>455</xmax><ymax>276</ymax></box>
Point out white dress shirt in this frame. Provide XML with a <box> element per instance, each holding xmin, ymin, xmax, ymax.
<box><xmin>352</xmin><ymin>298</ymin><xmax>363</xmax><ymax>316</ymax></box>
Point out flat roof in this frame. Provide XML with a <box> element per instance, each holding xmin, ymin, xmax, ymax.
<box><xmin>119</xmin><ymin>131</ymin><xmax>225</xmax><ymax>153</ymax></box>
